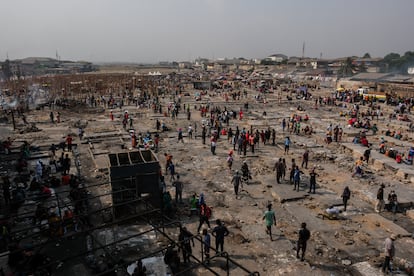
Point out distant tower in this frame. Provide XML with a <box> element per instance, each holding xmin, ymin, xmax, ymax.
<box><xmin>320</xmin><ymin>52</ymin><xmax>323</xmax><ymax>59</ymax></box>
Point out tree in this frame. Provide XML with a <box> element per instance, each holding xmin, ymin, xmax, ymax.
<box><xmin>383</xmin><ymin>52</ymin><xmax>400</xmax><ymax>62</ymax></box>
<box><xmin>338</xmin><ymin>57</ymin><xmax>356</xmax><ymax>77</ymax></box>
<box><xmin>362</xmin><ymin>53</ymin><xmax>371</xmax><ymax>59</ymax></box>
<box><xmin>382</xmin><ymin>52</ymin><xmax>410</xmax><ymax>74</ymax></box>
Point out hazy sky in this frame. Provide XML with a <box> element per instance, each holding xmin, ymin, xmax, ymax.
<box><xmin>1</xmin><ymin>0</ymin><xmax>413</xmax><ymax>63</ymax></box>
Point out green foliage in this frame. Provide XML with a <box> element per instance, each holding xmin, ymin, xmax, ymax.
<box><xmin>362</xmin><ymin>53</ymin><xmax>371</xmax><ymax>58</ymax></box>
<box><xmin>382</xmin><ymin>51</ymin><xmax>414</xmax><ymax>74</ymax></box>
<box><xmin>338</xmin><ymin>57</ymin><xmax>356</xmax><ymax>77</ymax></box>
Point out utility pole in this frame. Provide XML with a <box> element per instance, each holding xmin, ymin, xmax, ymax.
<box><xmin>302</xmin><ymin>41</ymin><xmax>305</xmax><ymax>59</ymax></box>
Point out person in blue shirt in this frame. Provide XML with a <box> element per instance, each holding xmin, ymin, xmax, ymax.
<box><xmin>293</xmin><ymin>166</ymin><xmax>303</xmax><ymax>192</ymax></box>
<box><xmin>202</xmin><ymin>228</ymin><xmax>211</xmax><ymax>264</ymax></box>
<box><xmin>284</xmin><ymin>137</ymin><xmax>291</xmax><ymax>154</ymax></box>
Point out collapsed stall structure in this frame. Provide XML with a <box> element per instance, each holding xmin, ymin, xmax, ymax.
<box><xmin>108</xmin><ymin>150</ymin><xmax>161</xmax><ymax>218</ymax></box>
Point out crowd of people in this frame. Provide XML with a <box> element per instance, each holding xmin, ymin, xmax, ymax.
<box><xmin>1</xmin><ymin>75</ymin><xmax>413</xmax><ymax>275</ymax></box>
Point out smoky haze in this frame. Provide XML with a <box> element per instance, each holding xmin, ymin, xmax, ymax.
<box><xmin>1</xmin><ymin>0</ymin><xmax>413</xmax><ymax>63</ymax></box>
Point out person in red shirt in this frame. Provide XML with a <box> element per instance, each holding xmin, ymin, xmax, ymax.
<box><xmin>41</xmin><ymin>185</ymin><xmax>52</xmax><ymax>198</ymax></box>
<box><xmin>249</xmin><ymin>134</ymin><xmax>255</xmax><ymax>153</ymax></box>
<box><xmin>62</xmin><ymin>173</ymin><xmax>70</xmax><ymax>185</ymax></box>
<box><xmin>360</xmin><ymin>136</ymin><xmax>369</xmax><ymax>147</ymax></box>
<box><xmin>66</xmin><ymin>134</ymin><xmax>73</xmax><ymax>152</ymax></box>
<box><xmin>396</xmin><ymin>153</ymin><xmax>402</xmax><ymax>163</ymax></box>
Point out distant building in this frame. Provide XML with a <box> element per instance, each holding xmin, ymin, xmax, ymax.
<box><xmin>267</xmin><ymin>54</ymin><xmax>288</xmax><ymax>63</ymax></box>
<box><xmin>178</xmin><ymin>62</ymin><xmax>192</xmax><ymax>69</ymax></box>
<box><xmin>2</xmin><ymin>57</ymin><xmax>95</xmax><ymax>76</ymax></box>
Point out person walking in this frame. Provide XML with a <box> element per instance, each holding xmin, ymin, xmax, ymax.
<box><xmin>172</xmin><ymin>174</ymin><xmax>183</xmax><ymax>204</ymax></box>
<box><xmin>375</xmin><ymin>184</ymin><xmax>385</xmax><ymax>213</ymax></box>
<box><xmin>178</xmin><ymin>226</ymin><xmax>194</xmax><ymax>264</ymax></box>
<box><xmin>212</xmin><ymin>219</ymin><xmax>229</xmax><ymax>253</ymax></box>
<box><xmin>63</xmin><ymin>154</ymin><xmax>71</xmax><ymax>175</ymax></box>
<box><xmin>263</xmin><ymin>203</ymin><xmax>277</xmax><ymax>241</ymax></box>
<box><xmin>231</xmin><ymin>170</ymin><xmax>242</xmax><ymax>197</ymax></box>
<box><xmin>202</xmin><ymin>125</ymin><xmax>207</xmax><ymax>145</ymax></box>
<box><xmin>363</xmin><ymin>147</ymin><xmax>371</xmax><ymax>164</ymax></box>
<box><xmin>226</xmin><ymin>151</ymin><xmax>234</xmax><ymax>171</ymax></box>
<box><xmin>1</xmin><ymin>176</ymin><xmax>11</xmax><ymax>205</ymax></box>
<box><xmin>382</xmin><ymin>234</ymin><xmax>396</xmax><ymax>274</ymax></box>
<box><xmin>284</xmin><ymin>136</ymin><xmax>291</xmax><ymax>155</ymax></box>
<box><xmin>308</xmin><ymin>167</ymin><xmax>319</xmax><ymax>194</ymax></box>
<box><xmin>281</xmin><ymin>158</ymin><xmax>287</xmax><ymax>181</ymax></box>
<box><xmin>202</xmin><ymin>228</ymin><xmax>211</xmax><ymax>264</ymax></box>
<box><xmin>273</xmin><ymin>158</ymin><xmax>282</xmax><ymax>184</ymax></box>
<box><xmin>296</xmin><ymin>222</ymin><xmax>311</xmax><ymax>262</ymax></box>
<box><xmin>178</xmin><ymin>128</ymin><xmax>184</xmax><ymax>143</ymax></box>
<box><xmin>197</xmin><ymin>203</ymin><xmax>211</xmax><ymax>233</ymax></box>
<box><xmin>342</xmin><ymin>186</ymin><xmax>351</xmax><ymax>211</ymax></box>
<box><xmin>66</xmin><ymin>134</ymin><xmax>73</xmax><ymax>152</ymax></box>
<box><xmin>168</xmin><ymin>162</ymin><xmax>176</xmax><ymax>182</ymax></box>
<box><xmin>289</xmin><ymin>159</ymin><xmax>296</xmax><ymax>184</ymax></box>
<box><xmin>188</xmin><ymin>125</ymin><xmax>193</xmax><ymax>139</ymax></box>
<box><xmin>293</xmin><ymin>166</ymin><xmax>303</xmax><ymax>192</ymax></box>
<box><xmin>210</xmin><ymin>136</ymin><xmax>217</xmax><ymax>155</ymax></box>
<box><xmin>301</xmin><ymin>149</ymin><xmax>309</xmax><ymax>169</ymax></box>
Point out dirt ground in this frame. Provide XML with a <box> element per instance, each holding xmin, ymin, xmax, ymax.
<box><xmin>1</xmin><ymin>80</ymin><xmax>414</xmax><ymax>276</ymax></box>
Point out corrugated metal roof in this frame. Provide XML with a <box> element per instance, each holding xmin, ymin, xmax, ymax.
<box><xmin>382</xmin><ymin>75</ymin><xmax>412</xmax><ymax>82</ymax></box>
<box><xmin>350</xmin><ymin>72</ymin><xmax>392</xmax><ymax>81</ymax></box>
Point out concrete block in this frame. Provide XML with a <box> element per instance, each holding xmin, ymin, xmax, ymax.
<box><xmin>352</xmin><ymin>261</ymin><xmax>379</xmax><ymax>276</ymax></box>
<box><xmin>372</xmin><ymin>159</ymin><xmax>385</xmax><ymax>171</ymax></box>
<box><xmin>364</xmin><ymin>213</ymin><xmax>411</xmax><ymax>237</ymax></box>
<box><xmin>396</xmin><ymin>169</ymin><xmax>408</xmax><ymax>179</ymax></box>
<box><xmin>407</xmin><ymin>210</ymin><xmax>414</xmax><ymax>221</ymax></box>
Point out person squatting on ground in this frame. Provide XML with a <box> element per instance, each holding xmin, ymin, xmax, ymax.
<box><xmin>263</xmin><ymin>203</ymin><xmax>277</xmax><ymax>241</ymax></box>
<box><xmin>212</xmin><ymin>219</ymin><xmax>229</xmax><ymax>253</ymax></box>
<box><xmin>296</xmin><ymin>222</ymin><xmax>311</xmax><ymax>261</ymax></box>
